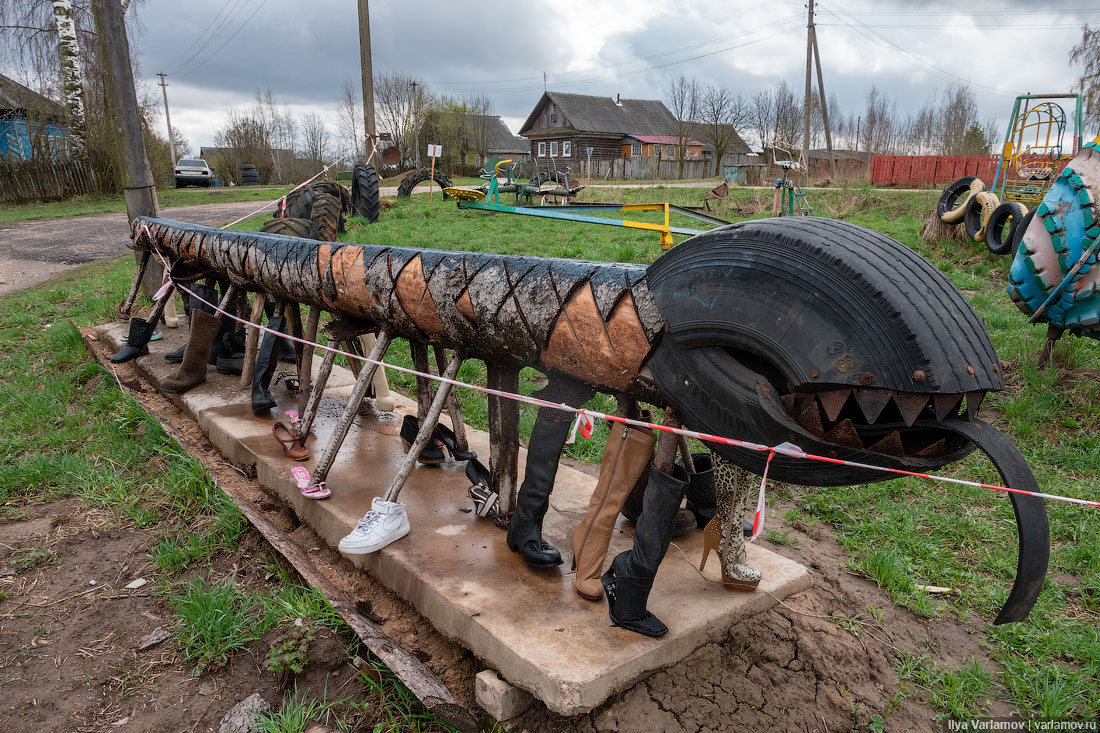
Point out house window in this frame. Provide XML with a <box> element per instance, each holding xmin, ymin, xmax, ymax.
<box><xmin>538</xmin><ymin>142</ymin><xmax>546</xmax><ymax>157</ymax></box>
<box><xmin>549</xmin><ymin>108</ymin><xmax>561</xmax><ymax>126</ymax></box>
<box><xmin>550</xmin><ymin>141</ymin><xmax>558</xmax><ymax>157</ymax></box>
<box><xmin>562</xmin><ymin>141</ymin><xmax>571</xmax><ymax>157</ymax></box>
<box><xmin>665</xmin><ymin>145</ymin><xmax>675</xmax><ymax>157</ymax></box>
<box><xmin>630</xmin><ymin>144</ymin><xmax>642</xmax><ymax>156</ymax></box>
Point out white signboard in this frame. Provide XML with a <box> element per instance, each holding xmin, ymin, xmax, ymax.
<box><xmin>427</xmin><ymin>144</ymin><xmax>442</xmax><ymax>158</ymax></box>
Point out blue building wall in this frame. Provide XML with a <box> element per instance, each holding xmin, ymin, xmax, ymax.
<box><xmin>0</xmin><ymin>118</ymin><xmax>69</xmax><ymax>159</ymax></box>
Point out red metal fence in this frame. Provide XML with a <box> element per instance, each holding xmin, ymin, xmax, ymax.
<box><xmin>870</xmin><ymin>154</ymin><xmax>1069</xmax><ymax>188</ymax></box>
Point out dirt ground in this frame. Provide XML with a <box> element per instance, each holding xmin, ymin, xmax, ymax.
<box><xmin>0</xmin><ymin>336</ymin><xmax>1004</xmax><ymax>733</ymax></box>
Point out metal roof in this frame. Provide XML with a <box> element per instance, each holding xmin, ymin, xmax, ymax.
<box><xmin>0</xmin><ymin>73</ymin><xmax>65</xmax><ymax>118</ymax></box>
<box><xmin>519</xmin><ymin>92</ymin><xmax>679</xmax><ymax>137</ymax></box>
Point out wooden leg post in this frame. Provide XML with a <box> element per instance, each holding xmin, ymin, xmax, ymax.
<box><xmin>142</xmin><ymin>283</ymin><xmax>175</xmax><ymax>325</ymax></box>
<box><xmin>487</xmin><ymin>365</ymin><xmax>520</xmax><ymax>522</ymax></box>
<box><xmin>240</xmin><ymin>294</ymin><xmax>267</xmax><ymax>388</ymax></box>
<box><xmin>410</xmin><ymin>341</ymin><xmax>434</xmax><ymax>422</ymax></box>
<box><xmin>310</xmin><ymin>329</ymin><xmax>392</xmax><ymax>488</ymax></box>
<box><xmin>297</xmin><ymin>306</ymin><xmax>321</xmax><ymax>415</ymax></box>
<box><xmin>296</xmin><ymin>346</ymin><xmax>338</xmax><ymax>442</ymax></box>
<box><xmin>654</xmin><ymin>407</ymin><xmax>681</xmax><ymax>474</ymax></box>
<box><xmin>119</xmin><ymin>250</ymin><xmax>151</xmax><ymax>319</ymax></box>
<box><xmin>364</xmin><ymin>333</ymin><xmax>394</xmax><ymax>411</ymax></box>
<box><xmin>382</xmin><ymin>351</ymin><xmax>465</xmax><ymax>503</ymax></box>
<box><xmin>434</xmin><ymin>345</ymin><xmax>469</xmax><ymax>453</ymax></box>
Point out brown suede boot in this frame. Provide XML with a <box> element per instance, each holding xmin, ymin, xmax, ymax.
<box><xmin>161</xmin><ymin>310</ymin><xmax>221</xmax><ymax>394</ymax></box>
<box><xmin>571</xmin><ymin>422</ymin><xmax>656</xmax><ymax>600</ymax></box>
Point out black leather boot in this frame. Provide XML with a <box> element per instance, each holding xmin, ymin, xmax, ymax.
<box><xmin>252</xmin><ymin>314</ymin><xmax>286</xmax><ymax>412</ymax></box>
<box><xmin>601</xmin><ymin>462</ymin><xmax>689</xmax><ymax>637</ymax></box>
<box><xmin>215</xmin><ymin>329</ymin><xmax>246</xmax><ymax>375</ymax></box>
<box><xmin>264</xmin><ymin>297</ymin><xmax>297</xmax><ymax>364</ymax></box>
<box><xmin>111</xmin><ymin>317</ymin><xmax>156</xmax><ymax>363</ymax></box>
<box><xmin>506</xmin><ymin>378</ymin><xmax>595</xmax><ymax>568</ymax></box>
<box><xmin>683</xmin><ymin>452</ymin><xmax>717</xmax><ymax>527</ymax></box>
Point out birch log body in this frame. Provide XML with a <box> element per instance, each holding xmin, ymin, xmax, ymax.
<box><xmin>137</xmin><ymin>217</ymin><xmax>666</xmax><ymax>399</ymax></box>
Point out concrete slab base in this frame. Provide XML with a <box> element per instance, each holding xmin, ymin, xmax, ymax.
<box><xmin>97</xmin><ymin>321</ymin><xmax>812</xmax><ymax>717</ymax></box>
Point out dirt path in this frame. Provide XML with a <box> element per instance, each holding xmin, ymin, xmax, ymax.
<box><xmin>0</xmin><ymin>201</ymin><xmax>272</xmax><ymax>298</ymax></box>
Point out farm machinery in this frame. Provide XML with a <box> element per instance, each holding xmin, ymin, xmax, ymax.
<box><xmin>935</xmin><ymin>93</ymin><xmax>1084</xmax><ymax>255</ymax></box>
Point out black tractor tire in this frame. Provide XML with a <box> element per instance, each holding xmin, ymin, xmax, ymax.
<box><xmin>309</xmin><ymin>181</ymin><xmax>353</xmax><ymax>217</ymax></box>
<box><xmin>352</xmin><ymin>164</ymin><xmax>380</xmax><ymax>222</ymax></box>
<box><xmin>260</xmin><ymin>217</ymin><xmax>319</xmax><ymax>239</ymax></box>
<box><xmin>397</xmin><ymin>168</ymin><xmax>453</xmax><ymax>198</ymax></box>
<box><xmin>936</xmin><ymin>176</ymin><xmax>977</xmax><ymax>220</ymax></box>
<box><xmin>985</xmin><ymin>202</ymin><xmax>1026</xmax><ymax>256</ymax></box>
<box><xmin>1009</xmin><ymin>209</ymin><xmax>1036</xmax><ymax>257</ymax></box>
<box><xmin>276</xmin><ymin>187</ymin><xmax>316</xmax><ymax>220</ymax></box>
<box><xmin>309</xmin><ymin>192</ymin><xmax>343</xmax><ymax>242</ymax></box>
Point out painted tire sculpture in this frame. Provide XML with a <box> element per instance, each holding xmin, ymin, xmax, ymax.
<box><xmin>133</xmin><ymin>214</ymin><xmax>1050</xmax><ymax>624</ymax></box>
<box><xmin>938</xmin><ymin>176</ymin><xmax>983</xmax><ymax>224</ymax></box>
<box><xmin>985</xmin><ymin>201</ymin><xmax>1028</xmax><ymax>256</ymax></box>
<box><xmin>964</xmin><ymin>190</ymin><xmax>999</xmax><ymax>242</ymax></box>
<box><xmin>397</xmin><ymin>168</ymin><xmax>453</xmax><ymax>198</ymax></box>
<box><xmin>1008</xmin><ymin>140</ymin><xmax>1100</xmax><ymax>336</ymax></box>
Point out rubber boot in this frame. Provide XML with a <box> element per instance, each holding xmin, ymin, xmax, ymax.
<box><xmin>161</xmin><ymin>310</ymin><xmax>220</xmax><ymax>394</ymax></box>
<box><xmin>166</xmin><ymin>284</ymin><xmax>216</xmax><ymax>363</ymax></box>
<box><xmin>252</xmin><ymin>315</ymin><xmax>287</xmax><ymax>412</ymax></box>
<box><xmin>571</xmin><ymin>423</ymin><xmax>655</xmax><ymax>600</ymax></box>
<box><xmin>111</xmin><ymin>317</ymin><xmax>155</xmax><ymax>363</ymax></box>
<box><xmin>264</xmin><ymin>297</ymin><xmax>297</xmax><ymax>364</ymax></box>
<box><xmin>601</xmin><ymin>462</ymin><xmax>689</xmax><ymax>637</ymax></box>
<box><xmin>505</xmin><ymin>406</ymin><xmax>577</xmax><ymax>568</ymax></box>
<box><xmin>683</xmin><ymin>453</ymin><xmax>717</xmax><ymax>527</ymax></box>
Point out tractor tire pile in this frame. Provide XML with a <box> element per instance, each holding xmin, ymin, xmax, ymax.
<box><xmin>264</xmin><ymin>164</ymin><xmax>379</xmax><ymax>242</ymax></box>
<box><xmin>936</xmin><ymin>175</ymin><xmax>1030</xmax><ymax>254</ymax></box>
<box><xmin>1006</xmin><ymin>141</ymin><xmax>1100</xmax><ymax>337</ymax></box>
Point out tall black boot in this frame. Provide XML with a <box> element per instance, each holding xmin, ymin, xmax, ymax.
<box><xmin>252</xmin><ymin>315</ymin><xmax>286</xmax><ymax>412</ymax></box>
<box><xmin>506</xmin><ymin>378</ymin><xmax>594</xmax><ymax>568</ymax></box>
<box><xmin>683</xmin><ymin>452</ymin><xmax>717</xmax><ymax>527</ymax></box>
<box><xmin>264</xmin><ymin>297</ymin><xmax>297</xmax><ymax>364</ymax></box>
<box><xmin>602</xmin><ymin>462</ymin><xmax>690</xmax><ymax>637</ymax></box>
<box><xmin>111</xmin><ymin>317</ymin><xmax>156</xmax><ymax>363</ymax></box>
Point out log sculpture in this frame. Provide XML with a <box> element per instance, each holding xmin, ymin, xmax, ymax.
<box><xmin>131</xmin><ymin>214</ymin><xmax>1049</xmax><ymax>625</ymax></box>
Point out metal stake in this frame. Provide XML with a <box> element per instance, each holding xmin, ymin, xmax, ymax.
<box><xmin>382</xmin><ymin>350</ymin><xmax>464</xmax><ymax>503</ymax></box>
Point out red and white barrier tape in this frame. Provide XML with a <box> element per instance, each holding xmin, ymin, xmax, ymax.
<box><xmin>134</xmin><ymin>226</ymin><xmax>1100</xmax><ymax>512</ymax></box>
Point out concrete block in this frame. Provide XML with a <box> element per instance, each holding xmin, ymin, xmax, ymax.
<box><xmin>476</xmin><ymin>669</ymin><xmax>534</xmax><ymax>722</ymax></box>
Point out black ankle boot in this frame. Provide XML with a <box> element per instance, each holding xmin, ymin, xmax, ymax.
<box><xmin>683</xmin><ymin>453</ymin><xmax>717</xmax><ymax>527</ymax></box>
<box><xmin>252</xmin><ymin>315</ymin><xmax>286</xmax><ymax>412</ymax></box>
<box><xmin>111</xmin><ymin>318</ymin><xmax>156</xmax><ymax>363</ymax></box>
<box><xmin>602</xmin><ymin>462</ymin><xmax>689</xmax><ymax>637</ymax></box>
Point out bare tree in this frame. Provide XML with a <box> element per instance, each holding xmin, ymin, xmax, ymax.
<box><xmin>374</xmin><ymin>72</ymin><xmax>429</xmax><ymax>167</ymax></box>
<box><xmin>300</xmin><ymin>111</ymin><xmax>329</xmax><ymax>168</ymax></box>
<box><xmin>465</xmin><ymin>94</ymin><xmax>494</xmax><ymax>167</ymax></box>
<box><xmin>697</xmin><ymin>85</ymin><xmax>746</xmax><ymax>176</ymax></box>
<box><xmin>665</xmin><ymin>74</ymin><xmax>701</xmax><ymax>179</ymax></box>
<box><xmin>1070</xmin><ymin>24</ymin><xmax>1100</xmax><ymax>129</ymax></box>
<box><xmin>336</xmin><ymin>79</ymin><xmax>364</xmax><ymax>162</ymax></box>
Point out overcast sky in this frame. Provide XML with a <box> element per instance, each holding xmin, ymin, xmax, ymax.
<box><xmin>125</xmin><ymin>0</ymin><xmax>1098</xmax><ymax>154</ymax></box>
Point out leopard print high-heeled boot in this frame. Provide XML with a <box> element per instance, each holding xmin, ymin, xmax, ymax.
<box><xmin>699</xmin><ymin>454</ymin><xmax>761</xmax><ymax>591</ymax></box>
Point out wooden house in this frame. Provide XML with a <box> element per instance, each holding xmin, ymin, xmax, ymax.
<box><xmin>0</xmin><ymin>73</ymin><xmax>69</xmax><ymax>160</ymax></box>
<box><xmin>518</xmin><ymin>91</ymin><xmax>683</xmax><ymax>162</ymax></box>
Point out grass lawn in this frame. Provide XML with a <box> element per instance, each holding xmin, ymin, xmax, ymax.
<box><xmin>0</xmin><ymin>185</ymin><xmax>294</xmax><ymax>224</ymax></box>
<box><xmin>3</xmin><ymin>183</ymin><xmax>1098</xmax><ymax>725</ymax></box>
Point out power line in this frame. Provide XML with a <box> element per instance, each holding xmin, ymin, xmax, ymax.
<box><xmin>429</xmin><ymin>15</ymin><xmax>802</xmax><ymax>89</ymax></box>
<box><xmin>162</xmin><ymin>0</ymin><xmax>246</xmax><ymax>75</ymax></box>
<box><xmin>172</xmin><ymin>0</ymin><xmax>257</xmax><ymax>78</ymax></box>
<box><xmin>177</xmin><ymin>0</ymin><xmax>275</xmax><ymax>81</ymax></box>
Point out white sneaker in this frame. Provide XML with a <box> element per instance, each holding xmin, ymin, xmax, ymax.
<box><xmin>338</xmin><ymin>497</ymin><xmax>410</xmax><ymax>554</ymax></box>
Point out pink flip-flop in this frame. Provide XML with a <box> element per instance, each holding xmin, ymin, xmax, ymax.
<box><xmin>291</xmin><ymin>467</ymin><xmax>330</xmax><ymax>500</ymax></box>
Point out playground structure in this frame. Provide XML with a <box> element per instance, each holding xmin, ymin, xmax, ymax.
<box><xmin>1007</xmin><ymin>137</ymin><xmax>1100</xmax><ymax>363</ymax></box>
<box><xmin>447</xmin><ymin>158</ymin><xmax>729</xmax><ymax>249</ymax></box>
<box><xmin>936</xmin><ymin>93</ymin><xmax>1083</xmax><ymax>255</ymax></box>
<box><xmin>769</xmin><ymin>141</ymin><xmax>814</xmax><ymax>217</ymax></box>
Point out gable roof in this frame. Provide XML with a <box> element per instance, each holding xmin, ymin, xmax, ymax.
<box><xmin>624</xmin><ymin>134</ymin><xmax>703</xmax><ymax>146</ymax></box>
<box><xmin>519</xmin><ymin>91</ymin><xmax>679</xmax><ymax>137</ymax></box>
<box><xmin>0</xmin><ymin>73</ymin><xmax>65</xmax><ymax>118</ymax></box>
<box><xmin>471</xmin><ymin>114</ymin><xmax>528</xmax><ymax>154</ymax></box>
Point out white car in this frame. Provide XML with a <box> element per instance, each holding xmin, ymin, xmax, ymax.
<box><xmin>174</xmin><ymin>158</ymin><xmax>213</xmax><ymax>188</ymax></box>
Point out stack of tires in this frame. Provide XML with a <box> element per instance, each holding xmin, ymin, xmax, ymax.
<box><xmin>936</xmin><ymin>176</ymin><xmax>1029</xmax><ymax>256</ymax></box>
<box><xmin>241</xmin><ymin>164</ymin><xmax>261</xmax><ymax>186</ymax></box>
<box><xmin>265</xmin><ymin>163</ymin><xmax>380</xmax><ymax>242</ymax></box>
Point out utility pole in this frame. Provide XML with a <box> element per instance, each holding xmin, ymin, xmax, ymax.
<box><xmin>357</xmin><ymin>0</ymin><xmax>376</xmax><ymax>160</ymax></box>
<box><xmin>157</xmin><ymin>72</ymin><xmax>175</xmax><ymax>168</ymax></box>
<box><xmin>811</xmin><ymin>24</ymin><xmax>836</xmax><ymax>181</ymax></box>
<box><xmin>93</xmin><ymin>0</ymin><xmax>160</xmax><ymax>300</ymax></box>
<box><xmin>802</xmin><ymin>0</ymin><xmax>813</xmax><ymax>186</ymax></box>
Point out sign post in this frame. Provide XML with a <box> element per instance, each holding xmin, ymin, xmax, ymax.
<box><xmin>427</xmin><ymin>144</ymin><xmax>442</xmax><ymax>203</ymax></box>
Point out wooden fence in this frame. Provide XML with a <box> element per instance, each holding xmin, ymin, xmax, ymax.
<box><xmin>0</xmin><ymin>156</ymin><xmax>99</xmax><ymax>204</ymax></box>
<box><xmin>869</xmin><ymin>154</ymin><xmax>1069</xmax><ymax>188</ymax></box>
